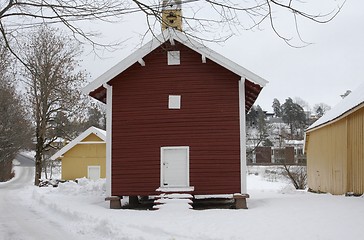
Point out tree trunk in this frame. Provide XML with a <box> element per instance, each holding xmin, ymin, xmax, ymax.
<box><xmin>0</xmin><ymin>159</ymin><xmax>13</xmax><ymax>182</ymax></box>
<box><xmin>34</xmin><ymin>136</ymin><xmax>43</xmax><ymax>186</ymax></box>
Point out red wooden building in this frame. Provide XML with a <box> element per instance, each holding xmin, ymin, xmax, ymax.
<box><xmin>83</xmin><ymin>29</ymin><xmax>267</xmax><ymax>203</ymax></box>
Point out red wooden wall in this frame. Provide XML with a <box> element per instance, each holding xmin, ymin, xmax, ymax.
<box><xmin>109</xmin><ymin>41</ymin><xmax>241</xmax><ymax>196</ymax></box>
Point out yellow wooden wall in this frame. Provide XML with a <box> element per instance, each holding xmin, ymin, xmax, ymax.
<box><xmin>306</xmin><ymin>106</ymin><xmax>364</xmax><ymax>195</ymax></box>
<box><xmin>61</xmin><ymin>133</ymin><xmax>106</xmax><ymax>180</ymax></box>
<box><xmin>347</xmin><ymin>107</ymin><xmax>364</xmax><ymax>194</ymax></box>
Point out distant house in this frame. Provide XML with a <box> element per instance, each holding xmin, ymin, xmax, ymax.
<box><xmin>251</xmin><ymin>144</ymin><xmax>304</xmax><ymax>165</ymax></box>
<box><xmin>305</xmin><ymin>83</ymin><xmax>364</xmax><ymax>195</ymax></box>
<box><xmin>83</xmin><ymin>27</ymin><xmax>268</xmax><ymax>204</ymax></box>
<box><xmin>50</xmin><ymin>127</ymin><xmax>106</xmax><ymax>180</ymax></box>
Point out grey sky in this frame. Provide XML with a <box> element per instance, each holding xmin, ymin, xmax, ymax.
<box><xmin>83</xmin><ymin>1</ymin><xmax>363</xmax><ymax>112</ymax></box>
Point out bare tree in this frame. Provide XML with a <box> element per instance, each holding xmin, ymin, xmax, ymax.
<box><xmin>0</xmin><ymin>0</ymin><xmax>345</xmax><ymax>63</ymax></box>
<box><xmin>0</xmin><ymin>42</ymin><xmax>31</xmax><ymax>181</ymax></box>
<box><xmin>282</xmin><ymin>164</ymin><xmax>307</xmax><ymax>190</ymax></box>
<box><xmin>21</xmin><ymin>25</ymin><xmax>86</xmax><ymax>185</ymax></box>
<box><xmin>313</xmin><ymin>103</ymin><xmax>331</xmax><ymax>118</ymax></box>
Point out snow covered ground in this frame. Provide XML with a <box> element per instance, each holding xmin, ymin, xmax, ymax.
<box><xmin>1</xmin><ymin>166</ymin><xmax>364</xmax><ymax>240</ymax></box>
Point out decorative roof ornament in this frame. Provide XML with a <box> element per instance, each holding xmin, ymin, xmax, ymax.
<box><xmin>161</xmin><ymin>0</ymin><xmax>182</xmax><ymax>31</ymax></box>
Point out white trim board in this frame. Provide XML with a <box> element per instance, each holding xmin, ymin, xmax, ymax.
<box><xmin>239</xmin><ymin>79</ymin><xmax>247</xmax><ymax>194</ymax></box>
<box><xmin>82</xmin><ymin>28</ymin><xmax>268</xmax><ymax>95</ymax></box>
<box><xmin>104</xmin><ymin>84</ymin><xmax>113</xmax><ymax>197</ymax></box>
<box><xmin>50</xmin><ymin>126</ymin><xmax>106</xmax><ymax>160</ymax></box>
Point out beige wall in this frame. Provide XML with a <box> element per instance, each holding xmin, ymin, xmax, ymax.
<box><xmin>347</xmin><ymin>107</ymin><xmax>364</xmax><ymax>194</ymax></box>
<box><xmin>61</xmin><ymin>133</ymin><xmax>106</xmax><ymax>180</ymax></box>
<box><xmin>306</xmin><ymin>106</ymin><xmax>364</xmax><ymax>195</ymax></box>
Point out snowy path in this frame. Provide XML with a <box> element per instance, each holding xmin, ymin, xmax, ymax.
<box><xmin>1</xmin><ymin>165</ymin><xmax>364</xmax><ymax>240</ymax></box>
<box><xmin>0</xmin><ymin>167</ymin><xmax>86</xmax><ymax>240</ymax></box>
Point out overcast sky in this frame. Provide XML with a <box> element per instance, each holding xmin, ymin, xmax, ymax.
<box><xmin>82</xmin><ymin>1</ymin><xmax>363</xmax><ymax>112</ymax></box>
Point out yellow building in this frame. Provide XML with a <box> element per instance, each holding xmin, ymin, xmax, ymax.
<box><xmin>305</xmin><ymin>83</ymin><xmax>364</xmax><ymax>195</ymax></box>
<box><xmin>51</xmin><ymin>127</ymin><xmax>106</xmax><ymax>180</ymax></box>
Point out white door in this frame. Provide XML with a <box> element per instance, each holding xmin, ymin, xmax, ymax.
<box><xmin>88</xmin><ymin>166</ymin><xmax>100</xmax><ymax>180</ymax></box>
<box><xmin>161</xmin><ymin>147</ymin><xmax>189</xmax><ymax>188</ymax></box>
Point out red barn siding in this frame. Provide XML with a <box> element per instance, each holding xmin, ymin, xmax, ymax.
<box><xmin>110</xmin><ymin>41</ymin><xmax>241</xmax><ymax>196</ymax></box>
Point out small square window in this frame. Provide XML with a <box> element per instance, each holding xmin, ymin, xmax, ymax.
<box><xmin>168</xmin><ymin>95</ymin><xmax>181</xmax><ymax>109</ymax></box>
<box><xmin>167</xmin><ymin>51</ymin><xmax>180</xmax><ymax>65</ymax></box>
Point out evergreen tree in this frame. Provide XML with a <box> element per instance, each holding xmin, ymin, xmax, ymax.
<box><xmin>246</xmin><ymin>106</ymin><xmax>259</xmax><ymax>127</ymax></box>
<box><xmin>281</xmin><ymin>98</ymin><xmax>306</xmax><ymax>138</ymax></box>
<box><xmin>272</xmin><ymin>98</ymin><xmax>282</xmax><ymax>117</ymax></box>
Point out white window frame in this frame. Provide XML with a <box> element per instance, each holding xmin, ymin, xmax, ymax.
<box><xmin>167</xmin><ymin>51</ymin><xmax>180</xmax><ymax>65</ymax></box>
<box><xmin>168</xmin><ymin>95</ymin><xmax>181</xmax><ymax>109</ymax></box>
<box><xmin>87</xmin><ymin>165</ymin><xmax>101</xmax><ymax>180</ymax></box>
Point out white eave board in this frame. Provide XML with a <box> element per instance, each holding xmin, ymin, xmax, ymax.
<box><xmin>50</xmin><ymin>126</ymin><xmax>106</xmax><ymax>160</ymax></box>
<box><xmin>82</xmin><ymin>28</ymin><xmax>268</xmax><ymax>95</ymax></box>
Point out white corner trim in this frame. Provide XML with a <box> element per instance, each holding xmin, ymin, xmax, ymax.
<box><xmin>104</xmin><ymin>83</ymin><xmax>113</xmax><ymax>197</ymax></box>
<box><xmin>239</xmin><ymin>79</ymin><xmax>247</xmax><ymax>194</ymax></box>
<box><xmin>137</xmin><ymin>58</ymin><xmax>145</xmax><ymax>66</ymax></box>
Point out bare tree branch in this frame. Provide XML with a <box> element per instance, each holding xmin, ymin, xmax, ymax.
<box><xmin>0</xmin><ymin>0</ymin><xmax>346</xmax><ymax>64</ymax></box>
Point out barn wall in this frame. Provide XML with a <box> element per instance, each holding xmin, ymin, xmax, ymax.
<box><xmin>110</xmin><ymin>41</ymin><xmax>241</xmax><ymax>196</ymax></box>
<box><xmin>61</xmin><ymin>134</ymin><xmax>106</xmax><ymax>180</ymax></box>
<box><xmin>255</xmin><ymin>147</ymin><xmax>272</xmax><ymax>164</ymax></box>
<box><xmin>347</xmin><ymin>107</ymin><xmax>364</xmax><ymax>194</ymax></box>
<box><xmin>306</xmin><ymin>119</ymin><xmax>348</xmax><ymax>195</ymax></box>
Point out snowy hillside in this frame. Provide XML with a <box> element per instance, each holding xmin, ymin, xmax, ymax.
<box><xmin>1</xmin><ymin>166</ymin><xmax>363</xmax><ymax>240</ymax></box>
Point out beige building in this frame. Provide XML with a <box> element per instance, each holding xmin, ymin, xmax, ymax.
<box><xmin>305</xmin><ymin>83</ymin><xmax>364</xmax><ymax>195</ymax></box>
<box><xmin>51</xmin><ymin>127</ymin><xmax>106</xmax><ymax>180</ymax></box>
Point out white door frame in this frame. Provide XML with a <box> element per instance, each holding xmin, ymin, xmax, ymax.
<box><xmin>87</xmin><ymin>165</ymin><xmax>101</xmax><ymax>180</ymax></box>
<box><xmin>160</xmin><ymin>146</ymin><xmax>190</xmax><ymax>188</ymax></box>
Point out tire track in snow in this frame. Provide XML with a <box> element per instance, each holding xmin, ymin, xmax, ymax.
<box><xmin>0</xmin><ymin>167</ymin><xmax>87</xmax><ymax>240</ymax></box>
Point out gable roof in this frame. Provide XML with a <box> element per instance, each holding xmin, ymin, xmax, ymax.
<box><xmin>50</xmin><ymin>126</ymin><xmax>106</xmax><ymax>160</ymax></box>
<box><xmin>82</xmin><ymin>28</ymin><xmax>268</xmax><ymax>97</ymax></box>
<box><xmin>307</xmin><ymin>82</ymin><xmax>364</xmax><ymax>132</ymax></box>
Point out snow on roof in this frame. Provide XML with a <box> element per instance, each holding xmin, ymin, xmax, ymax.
<box><xmin>82</xmin><ymin>28</ymin><xmax>268</xmax><ymax>95</ymax></box>
<box><xmin>285</xmin><ymin>140</ymin><xmax>304</xmax><ymax>145</ymax></box>
<box><xmin>307</xmin><ymin>82</ymin><xmax>364</xmax><ymax>132</ymax></box>
<box><xmin>50</xmin><ymin>126</ymin><xmax>106</xmax><ymax>160</ymax></box>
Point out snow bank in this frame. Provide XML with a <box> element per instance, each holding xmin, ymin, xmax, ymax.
<box><xmin>55</xmin><ymin>178</ymin><xmax>106</xmax><ymax>195</ymax></box>
<box><xmin>13</xmin><ymin>167</ymin><xmax>364</xmax><ymax>240</ymax></box>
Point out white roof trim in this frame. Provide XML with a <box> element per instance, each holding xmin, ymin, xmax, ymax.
<box><xmin>307</xmin><ymin>82</ymin><xmax>364</xmax><ymax>132</ymax></box>
<box><xmin>50</xmin><ymin>126</ymin><xmax>106</xmax><ymax>160</ymax></box>
<box><xmin>82</xmin><ymin>28</ymin><xmax>268</xmax><ymax>95</ymax></box>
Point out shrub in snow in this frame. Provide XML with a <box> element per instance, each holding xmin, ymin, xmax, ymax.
<box><xmin>282</xmin><ymin>165</ymin><xmax>307</xmax><ymax>190</ymax></box>
<box><xmin>38</xmin><ymin>179</ymin><xmax>66</xmax><ymax>187</ymax></box>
